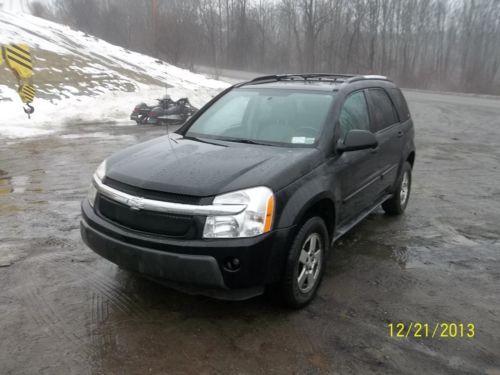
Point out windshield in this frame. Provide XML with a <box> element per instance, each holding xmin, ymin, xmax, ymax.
<box><xmin>186</xmin><ymin>88</ymin><xmax>335</xmax><ymax>146</ymax></box>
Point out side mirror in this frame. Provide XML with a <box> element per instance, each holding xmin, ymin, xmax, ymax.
<box><xmin>337</xmin><ymin>129</ymin><xmax>378</xmax><ymax>153</ymax></box>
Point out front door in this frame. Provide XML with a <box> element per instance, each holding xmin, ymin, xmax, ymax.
<box><xmin>334</xmin><ymin>90</ymin><xmax>380</xmax><ymax>224</ymax></box>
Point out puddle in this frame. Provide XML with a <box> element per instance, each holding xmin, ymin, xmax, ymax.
<box><xmin>11</xmin><ymin>176</ymin><xmax>29</xmax><ymax>194</ymax></box>
<box><xmin>0</xmin><ymin>169</ymin><xmax>13</xmax><ymax>195</ymax></box>
<box><xmin>336</xmin><ymin>237</ymin><xmax>411</xmax><ymax>268</ymax></box>
<box><xmin>335</xmin><ymin>237</ymin><xmax>449</xmax><ymax>270</ymax></box>
<box><xmin>60</xmin><ymin>132</ymin><xmax>111</xmax><ymax>139</ymax></box>
<box><xmin>346</xmin><ymin>239</ymin><xmax>500</xmax><ymax>272</ymax></box>
<box><xmin>357</xmin><ymin>241</ymin><xmax>410</xmax><ymax>268</ymax></box>
<box><xmin>0</xmin><ymin>172</ymin><xmax>29</xmax><ymax>195</ymax></box>
<box><xmin>59</xmin><ymin>132</ymin><xmax>137</xmax><ymax>143</ymax></box>
<box><xmin>31</xmin><ymin>200</ymin><xmax>48</xmax><ymax>205</ymax></box>
<box><xmin>0</xmin><ymin>243</ymin><xmax>25</xmax><ymax>267</ymax></box>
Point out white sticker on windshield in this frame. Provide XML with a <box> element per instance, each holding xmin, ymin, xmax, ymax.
<box><xmin>292</xmin><ymin>137</ymin><xmax>315</xmax><ymax>144</ymax></box>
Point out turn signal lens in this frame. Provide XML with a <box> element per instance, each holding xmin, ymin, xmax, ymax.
<box><xmin>263</xmin><ymin>195</ymin><xmax>274</xmax><ymax>233</ymax></box>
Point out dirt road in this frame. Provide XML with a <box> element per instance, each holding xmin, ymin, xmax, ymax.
<box><xmin>1</xmin><ymin>90</ymin><xmax>499</xmax><ymax>374</ymax></box>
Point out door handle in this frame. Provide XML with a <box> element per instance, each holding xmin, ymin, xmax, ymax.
<box><xmin>370</xmin><ymin>146</ymin><xmax>379</xmax><ymax>154</ymax></box>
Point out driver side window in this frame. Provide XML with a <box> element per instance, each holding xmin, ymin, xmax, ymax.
<box><xmin>338</xmin><ymin>91</ymin><xmax>370</xmax><ymax>140</ymax></box>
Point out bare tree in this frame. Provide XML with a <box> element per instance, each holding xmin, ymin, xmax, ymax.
<box><xmin>29</xmin><ymin>1</ymin><xmax>48</xmax><ymax>18</ymax></box>
<box><xmin>40</xmin><ymin>0</ymin><xmax>500</xmax><ymax>94</ymax></box>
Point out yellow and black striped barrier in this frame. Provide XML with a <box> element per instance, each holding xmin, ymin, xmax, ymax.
<box><xmin>2</xmin><ymin>43</ymin><xmax>33</xmax><ymax>80</ymax></box>
<box><xmin>1</xmin><ymin>43</ymin><xmax>35</xmax><ymax>117</ymax></box>
<box><xmin>18</xmin><ymin>82</ymin><xmax>36</xmax><ymax>104</ymax></box>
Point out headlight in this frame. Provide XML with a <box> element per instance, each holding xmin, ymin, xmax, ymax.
<box><xmin>89</xmin><ymin>160</ymin><xmax>106</xmax><ymax>207</ymax></box>
<box><xmin>88</xmin><ymin>182</ymin><xmax>98</xmax><ymax>207</ymax></box>
<box><xmin>95</xmin><ymin>160</ymin><xmax>107</xmax><ymax>181</ymax></box>
<box><xmin>203</xmin><ymin>187</ymin><xmax>274</xmax><ymax>238</ymax></box>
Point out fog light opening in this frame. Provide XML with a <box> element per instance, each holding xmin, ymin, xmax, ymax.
<box><xmin>224</xmin><ymin>257</ymin><xmax>241</xmax><ymax>272</ymax></box>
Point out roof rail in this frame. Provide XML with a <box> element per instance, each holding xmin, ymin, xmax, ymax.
<box><xmin>235</xmin><ymin>73</ymin><xmax>390</xmax><ymax>88</ymax></box>
<box><xmin>346</xmin><ymin>75</ymin><xmax>389</xmax><ymax>83</ymax></box>
<box><xmin>238</xmin><ymin>73</ymin><xmax>356</xmax><ymax>85</ymax></box>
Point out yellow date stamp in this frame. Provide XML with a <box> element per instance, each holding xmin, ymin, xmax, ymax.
<box><xmin>388</xmin><ymin>322</ymin><xmax>475</xmax><ymax>338</ymax></box>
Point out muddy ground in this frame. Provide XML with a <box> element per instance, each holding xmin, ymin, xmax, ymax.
<box><xmin>0</xmin><ymin>90</ymin><xmax>499</xmax><ymax>375</ymax></box>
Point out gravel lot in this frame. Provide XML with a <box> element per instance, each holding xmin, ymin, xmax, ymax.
<box><xmin>0</xmin><ymin>90</ymin><xmax>499</xmax><ymax>374</ymax></box>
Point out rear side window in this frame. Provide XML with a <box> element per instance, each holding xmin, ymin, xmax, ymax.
<box><xmin>389</xmin><ymin>88</ymin><xmax>411</xmax><ymax>121</ymax></box>
<box><xmin>338</xmin><ymin>91</ymin><xmax>370</xmax><ymax>140</ymax></box>
<box><xmin>367</xmin><ymin>89</ymin><xmax>398</xmax><ymax>132</ymax></box>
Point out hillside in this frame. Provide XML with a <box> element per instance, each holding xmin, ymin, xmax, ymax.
<box><xmin>0</xmin><ymin>10</ymin><xmax>228</xmax><ymax>138</ymax></box>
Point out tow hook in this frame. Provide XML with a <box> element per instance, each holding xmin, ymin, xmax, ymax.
<box><xmin>23</xmin><ymin>103</ymin><xmax>35</xmax><ymax>119</ymax></box>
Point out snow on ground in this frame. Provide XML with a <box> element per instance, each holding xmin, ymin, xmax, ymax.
<box><xmin>0</xmin><ymin>10</ymin><xmax>229</xmax><ymax>139</ymax></box>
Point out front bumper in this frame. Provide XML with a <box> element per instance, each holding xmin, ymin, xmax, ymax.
<box><xmin>80</xmin><ymin>199</ymin><xmax>293</xmax><ymax>296</ymax></box>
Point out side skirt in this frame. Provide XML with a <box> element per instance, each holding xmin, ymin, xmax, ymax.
<box><xmin>331</xmin><ymin>194</ymin><xmax>393</xmax><ymax>245</ymax></box>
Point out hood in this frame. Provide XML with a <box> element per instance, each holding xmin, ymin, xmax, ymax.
<box><xmin>105</xmin><ymin>134</ymin><xmax>321</xmax><ymax>197</ymax></box>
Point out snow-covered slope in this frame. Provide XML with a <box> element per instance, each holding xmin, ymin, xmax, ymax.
<box><xmin>0</xmin><ymin>11</ymin><xmax>228</xmax><ymax>138</ymax></box>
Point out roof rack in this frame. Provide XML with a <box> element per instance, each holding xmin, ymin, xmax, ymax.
<box><xmin>236</xmin><ymin>73</ymin><xmax>390</xmax><ymax>87</ymax></box>
<box><xmin>346</xmin><ymin>75</ymin><xmax>389</xmax><ymax>83</ymax></box>
<box><xmin>249</xmin><ymin>73</ymin><xmax>355</xmax><ymax>83</ymax></box>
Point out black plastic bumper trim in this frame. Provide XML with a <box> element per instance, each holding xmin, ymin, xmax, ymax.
<box><xmin>81</xmin><ymin>219</ymin><xmax>226</xmax><ymax>288</ymax></box>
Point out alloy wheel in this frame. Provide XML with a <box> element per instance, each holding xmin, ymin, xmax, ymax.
<box><xmin>400</xmin><ymin>171</ymin><xmax>410</xmax><ymax>205</ymax></box>
<box><xmin>297</xmin><ymin>233</ymin><xmax>323</xmax><ymax>293</ymax></box>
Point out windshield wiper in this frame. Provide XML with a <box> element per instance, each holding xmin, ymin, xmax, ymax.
<box><xmin>221</xmin><ymin>138</ymin><xmax>274</xmax><ymax>146</ymax></box>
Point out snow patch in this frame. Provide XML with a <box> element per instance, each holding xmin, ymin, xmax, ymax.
<box><xmin>0</xmin><ymin>10</ymin><xmax>229</xmax><ymax>139</ymax></box>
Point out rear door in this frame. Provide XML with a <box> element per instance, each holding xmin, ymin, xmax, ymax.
<box><xmin>365</xmin><ymin>88</ymin><xmax>402</xmax><ymax>195</ymax></box>
<box><xmin>334</xmin><ymin>90</ymin><xmax>380</xmax><ymax>224</ymax></box>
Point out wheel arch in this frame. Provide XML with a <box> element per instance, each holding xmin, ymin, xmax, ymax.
<box><xmin>292</xmin><ymin>194</ymin><xmax>336</xmax><ymax>243</ymax></box>
<box><xmin>407</xmin><ymin>151</ymin><xmax>416</xmax><ymax>168</ymax></box>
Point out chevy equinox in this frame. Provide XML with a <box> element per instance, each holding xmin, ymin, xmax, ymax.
<box><xmin>81</xmin><ymin>74</ymin><xmax>415</xmax><ymax>308</ymax></box>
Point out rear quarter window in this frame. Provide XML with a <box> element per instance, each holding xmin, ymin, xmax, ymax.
<box><xmin>389</xmin><ymin>88</ymin><xmax>411</xmax><ymax>121</ymax></box>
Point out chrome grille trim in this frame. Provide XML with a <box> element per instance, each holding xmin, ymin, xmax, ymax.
<box><xmin>94</xmin><ymin>176</ymin><xmax>246</xmax><ymax>216</ymax></box>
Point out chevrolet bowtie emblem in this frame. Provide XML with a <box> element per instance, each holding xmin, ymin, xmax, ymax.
<box><xmin>128</xmin><ymin>197</ymin><xmax>145</xmax><ymax>211</ymax></box>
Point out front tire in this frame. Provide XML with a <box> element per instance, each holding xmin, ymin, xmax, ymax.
<box><xmin>280</xmin><ymin>217</ymin><xmax>328</xmax><ymax>308</ymax></box>
<box><xmin>382</xmin><ymin>161</ymin><xmax>412</xmax><ymax>215</ymax></box>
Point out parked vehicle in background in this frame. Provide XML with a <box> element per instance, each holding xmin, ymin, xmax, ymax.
<box><xmin>130</xmin><ymin>96</ymin><xmax>198</xmax><ymax>125</ymax></box>
<box><xmin>130</xmin><ymin>102</ymin><xmax>150</xmax><ymax>124</ymax></box>
<box><xmin>83</xmin><ymin>73</ymin><xmax>415</xmax><ymax>308</ymax></box>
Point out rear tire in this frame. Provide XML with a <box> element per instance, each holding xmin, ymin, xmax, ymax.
<box><xmin>279</xmin><ymin>217</ymin><xmax>328</xmax><ymax>308</ymax></box>
<box><xmin>382</xmin><ymin>161</ymin><xmax>412</xmax><ymax>215</ymax></box>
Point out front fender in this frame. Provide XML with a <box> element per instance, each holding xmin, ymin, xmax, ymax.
<box><xmin>276</xmin><ymin>167</ymin><xmax>338</xmax><ymax>230</ymax></box>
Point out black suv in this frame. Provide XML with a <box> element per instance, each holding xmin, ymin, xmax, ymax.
<box><xmin>81</xmin><ymin>74</ymin><xmax>415</xmax><ymax>307</ymax></box>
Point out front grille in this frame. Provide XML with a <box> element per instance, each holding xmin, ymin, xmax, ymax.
<box><xmin>103</xmin><ymin>177</ymin><xmax>204</xmax><ymax>205</ymax></box>
<box><xmin>97</xmin><ymin>195</ymin><xmax>195</xmax><ymax>237</ymax></box>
